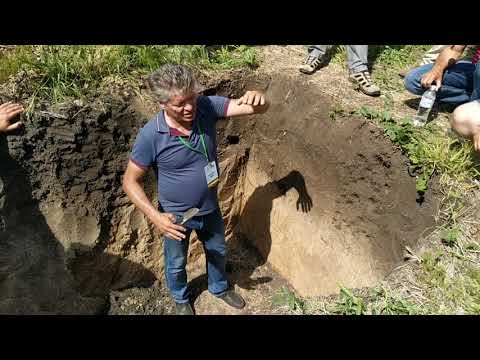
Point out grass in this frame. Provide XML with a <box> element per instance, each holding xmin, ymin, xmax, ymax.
<box><xmin>369</xmin><ymin>287</ymin><xmax>420</xmax><ymax>315</ymax></box>
<box><xmin>332</xmin><ymin>287</ymin><xmax>366</xmax><ymax>315</ymax></box>
<box><xmin>0</xmin><ymin>45</ymin><xmax>258</xmax><ymax>116</ymax></box>
<box><xmin>328</xmin><ymin>102</ymin><xmax>347</xmax><ymax>121</ymax></box>
<box><xmin>441</xmin><ymin>226</ymin><xmax>461</xmax><ymax>247</ymax></box>
<box><xmin>277</xmin><ymin>284</ymin><xmax>420</xmax><ymax>315</ymax></box>
<box><xmin>272</xmin><ymin>286</ymin><xmax>306</xmax><ymax>314</ymax></box>
<box><xmin>415</xmin><ymin>250</ymin><xmax>480</xmax><ymax>314</ymax></box>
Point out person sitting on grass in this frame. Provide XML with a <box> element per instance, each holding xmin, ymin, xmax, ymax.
<box><xmin>404</xmin><ymin>45</ymin><xmax>480</xmax><ymax>151</ymax></box>
<box><xmin>404</xmin><ymin>45</ymin><xmax>479</xmax><ymax>105</ymax></box>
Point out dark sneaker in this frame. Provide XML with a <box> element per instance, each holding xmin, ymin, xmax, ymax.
<box><xmin>218</xmin><ymin>290</ymin><xmax>246</xmax><ymax>309</ymax></box>
<box><xmin>175</xmin><ymin>302</ymin><xmax>194</xmax><ymax>315</ymax></box>
<box><xmin>299</xmin><ymin>54</ymin><xmax>327</xmax><ymax>74</ymax></box>
<box><xmin>349</xmin><ymin>70</ymin><xmax>381</xmax><ymax>97</ymax></box>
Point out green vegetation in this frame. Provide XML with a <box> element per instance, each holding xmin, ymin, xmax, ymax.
<box><xmin>333</xmin><ymin>287</ymin><xmax>366</xmax><ymax>315</ymax></box>
<box><xmin>441</xmin><ymin>225</ymin><xmax>461</xmax><ymax>247</ymax></box>
<box><xmin>328</xmin><ymin>103</ymin><xmax>347</xmax><ymax>121</ymax></box>
<box><xmin>369</xmin><ymin>287</ymin><xmax>419</xmax><ymax>315</ymax></box>
<box><xmin>272</xmin><ymin>287</ymin><xmax>306</xmax><ymax>314</ymax></box>
<box><xmin>416</xmin><ymin>250</ymin><xmax>480</xmax><ymax>314</ymax></box>
<box><xmin>0</xmin><ymin>45</ymin><xmax>258</xmax><ymax>116</ymax></box>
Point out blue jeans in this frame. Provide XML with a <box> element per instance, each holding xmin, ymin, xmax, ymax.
<box><xmin>404</xmin><ymin>62</ymin><xmax>480</xmax><ymax>104</ymax></box>
<box><xmin>163</xmin><ymin>208</ymin><xmax>228</xmax><ymax>304</ymax></box>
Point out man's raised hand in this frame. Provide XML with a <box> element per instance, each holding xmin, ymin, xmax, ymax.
<box><xmin>236</xmin><ymin>90</ymin><xmax>266</xmax><ymax>106</ymax></box>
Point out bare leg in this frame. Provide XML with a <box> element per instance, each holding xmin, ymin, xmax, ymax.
<box><xmin>452</xmin><ymin>100</ymin><xmax>480</xmax><ymax>151</ymax></box>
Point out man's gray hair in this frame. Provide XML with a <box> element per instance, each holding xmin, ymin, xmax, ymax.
<box><xmin>147</xmin><ymin>64</ymin><xmax>198</xmax><ymax>102</ymax></box>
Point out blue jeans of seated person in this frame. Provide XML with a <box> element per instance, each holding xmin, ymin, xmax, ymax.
<box><xmin>163</xmin><ymin>208</ymin><xmax>228</xmax><ymax>304</ymax></box>
<box><xmin>404</xmin><ymin>61</ymin><xmax>480</xmax><ymax>105</ymax></box>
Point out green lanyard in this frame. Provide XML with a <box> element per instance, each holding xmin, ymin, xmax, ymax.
<box><xmin>177</xmin><ymin>121</ymin><xmax>210</xmax><ymax>162</ymax></box>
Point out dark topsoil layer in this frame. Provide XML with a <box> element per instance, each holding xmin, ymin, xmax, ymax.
<box><xmin>0</xmin><ymin>71</ymin><xmax>439</xmax><ymax>314</ymax></box>
<box><xmin>0</xmin><ymin>92</ymin><xmax>147</xmax><ymax>313</ymax></box>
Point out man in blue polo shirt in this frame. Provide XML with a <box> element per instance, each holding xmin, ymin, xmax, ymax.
<box><xmin>122</xmin><ymin>64</ymin><xmax>269</xmax><ymax>315</ymax></box>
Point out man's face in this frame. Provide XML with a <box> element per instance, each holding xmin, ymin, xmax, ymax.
<box><xmin>162</xmin><ymin>90</ymin><xmax>198</xmax><ymax>123</ymax></box>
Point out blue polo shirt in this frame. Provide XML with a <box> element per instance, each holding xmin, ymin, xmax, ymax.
<box><xmin>130</xmin><ymin>95</ymin><xmax>230</xmax><ymax>216</ymax></box>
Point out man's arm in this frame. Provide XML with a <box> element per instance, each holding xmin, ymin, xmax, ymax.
<box><xmin>225</xmin><ymin>90</ymin><xmax>269</xmax><ymax>117</ymax></box>
<box><xmin>0</xmin><ymin>102</ymin><xmax>24</xmax><ymax>134</ymax></box>
<box><xmin>122</xmin><ymin>160</ymin><xmax>186</xmax><ymax>241</ymax></box>
<box><xmin>421</xmin><ymin>45</ymin><xmax>467</xmax><ymax>89</ymax></box>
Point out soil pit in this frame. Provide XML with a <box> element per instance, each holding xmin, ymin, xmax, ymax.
<box><xmin>233</xmin><ymin>77</ymin><xmax>439</xmax><ymax>296</ymax></box>
<box><xmin>0</xmin><ymin>73</ymin><xmax>439</xmax><ymax>314</ymax></box>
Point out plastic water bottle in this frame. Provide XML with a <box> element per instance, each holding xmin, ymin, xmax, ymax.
<box><xmin>412</xmin><ymin>85</ymin><xmax>437</xmax><ymax>127</ymax></box>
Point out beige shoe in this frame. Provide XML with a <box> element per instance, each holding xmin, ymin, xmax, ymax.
<box><xmin>349</xmin><ymin>71</ymin><xmax>381</xmax><ymax>97</ymax></box>
<box><xmin>299</xmin><ymin>54</ymin><xmax>326</xmax><ymax>74</ymax></box>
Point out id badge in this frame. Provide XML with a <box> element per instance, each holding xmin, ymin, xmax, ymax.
<box><xmin>204</xmin><ymin>161</ymin><xmax>219</xmax><ymax>188</ymax></box>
